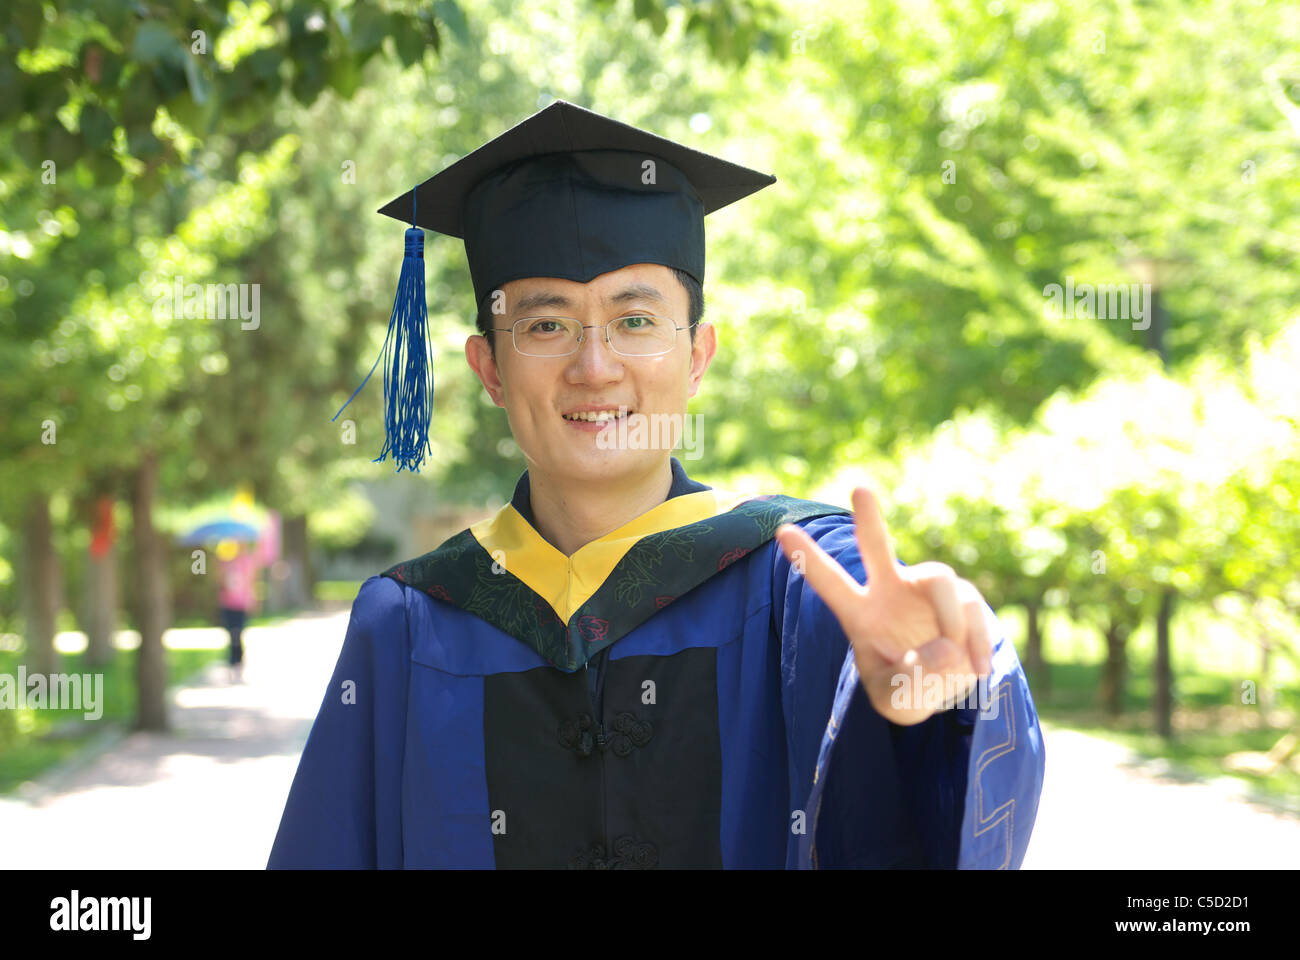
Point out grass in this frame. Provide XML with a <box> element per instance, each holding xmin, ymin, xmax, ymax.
<box><xmin>0</xmin><ymin>645</ymin><xmax>227</xmax><ymax>795</ymax></box>
<box><xmin>316</xmin><ymin>580</ymin><xmax>366</xmax><ymax>606</ymax></box>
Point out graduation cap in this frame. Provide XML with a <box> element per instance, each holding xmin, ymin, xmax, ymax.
<box><xmin>334</xmin><ymin>99</ymin><xmax>777</xmax><ymax>473</ymax></box>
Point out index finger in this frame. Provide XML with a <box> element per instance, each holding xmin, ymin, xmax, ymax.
<box><xmin>851</xmin><ymin>486</ymin><xmax>899</xmax><ymax>584</ymax></box>
<box><xmin>775</xmin><ymin>523</ymin><xmax>866</xmax><ymax>624</ymax></box>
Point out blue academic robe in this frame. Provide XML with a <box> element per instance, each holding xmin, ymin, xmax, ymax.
<box><xmin>268</xmin><ymin>462</ymin><xmax>1045</xmax><ymax>869</ymax></box>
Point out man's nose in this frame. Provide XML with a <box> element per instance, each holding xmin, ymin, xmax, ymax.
<box><xmin>567</xmin><ymin>325</ymin><xmax>624</xmax><ymax>379</ymax></box>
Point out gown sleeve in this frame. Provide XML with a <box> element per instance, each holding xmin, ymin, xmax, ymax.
<box><xmin>771</xmin><ymin>515</ymin><xmax>1046</xmax><ymax>869</ymax></box>
<box><xmin>267</xmin><ymin>575</ymin><xmax>411</xmax><ymax>869</ymax></box>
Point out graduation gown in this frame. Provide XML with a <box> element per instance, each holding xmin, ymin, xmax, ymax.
<box><xmin>267</xmin><ymin>458</ymin><xmax>1045</xmax><ymax>869</ymax></box>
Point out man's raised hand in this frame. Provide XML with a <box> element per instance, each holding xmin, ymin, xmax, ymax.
<box><xmin>774</xmin><ymin>486</ymin><xmax>993</xmax><ymax>725</ymax></box>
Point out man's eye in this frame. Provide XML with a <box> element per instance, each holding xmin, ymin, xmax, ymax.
<box><xmin>619</xmin><ymin>315</ymin><xmax>657</xmax><ymax>330</ymax></box>
<box><xmin>527</xmin><ymin>319</ymin><xmax>563</xmax><ymax>334</ymax></box>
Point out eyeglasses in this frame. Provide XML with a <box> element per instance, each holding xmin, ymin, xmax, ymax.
<box><xmin>491</xmin><ymin>315</ymin><xmax>695</xmax><ymax>358</ymax></box>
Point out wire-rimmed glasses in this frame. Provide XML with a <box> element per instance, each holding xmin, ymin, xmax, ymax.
<box><xmin>491</xmin><ymin>315</ymin><xmax>695</xmax><ymax>357</ymax></box>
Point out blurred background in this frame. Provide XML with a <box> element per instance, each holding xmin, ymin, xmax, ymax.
<box><xmin>0</xmin><ymin>0</ymin><xmax>1297</xmax><ymax>867</ymax></box>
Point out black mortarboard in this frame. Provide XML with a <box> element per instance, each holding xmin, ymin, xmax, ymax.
<box><xmin>336</xmin><ymin>99</ymin><xmax>776</xmax><ymax>473</ymax></box>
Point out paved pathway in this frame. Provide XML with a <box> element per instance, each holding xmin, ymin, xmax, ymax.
<box><xmin>1022</xmin><ymin>722</ymin><xmax>1300</xmax><ymax>868</ymax></box>
<box><xmin>0</xmin><ymin>610</ymin><xmax>346</xmax><ymax>869</ymax></box>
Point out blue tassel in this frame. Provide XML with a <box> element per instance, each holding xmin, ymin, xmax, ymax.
<box><xmin>333</xmin><ymin>227</ymin><xmax>434</xmax><ymax>473</ymax></box>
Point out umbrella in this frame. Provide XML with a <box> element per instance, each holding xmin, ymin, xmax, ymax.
<box><xmin>179</xmin><ymin>519</ymin><xmax>261</xmax><ymax>546</ymax></box>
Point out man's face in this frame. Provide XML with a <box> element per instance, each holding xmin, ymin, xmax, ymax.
<box><xmin>465</xmin><ymin>263</ymin><xmax>716</xmax><ymax>488</ymax></box>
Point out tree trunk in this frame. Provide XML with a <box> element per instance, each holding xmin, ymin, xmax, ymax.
<box><xmin>282</xmin><ymin>513</ymin><xmax>315</xmax><ymax>609</ymax></box>
<box><xmin>84</xmin><ymin>495</ymin><xmax>118</xmax><ymax>667</ymax></box>
<box><xmin>21</xmin><ymin>493</ymin><xmax>61</xmax><ymax>676</ymax></box>
<box><xmin>1099</xmin><ymin>621</ymin><xmax>1128</xmax><ymax>716</ymax></box>
<box><xmin>1154</xmin><ymin>589</ymin><xmax>1175</xmax><ymax>738</ymax></box>
<box><xmin>85</xmin><ymin>541</ymin><xmax>118</xmax><ymax>667</ymax></box>
<box><xmin>1147</xmin><ymin>286</ymin><xmax>1168</xmax><ymax>368</ymax></box>
<box><xmin>130</xmin><ymin>452</ymin><xmax>169</xmax><ymax>732</ymax></box>
<box><xmin>1259</xmin><ymin>625</ymin><xmax>1273</xmax><ymax>712</ymax></box>
<box><xmin>1253</xmin><ymin>598</ymin><xmax>1274</xmax><ymax>712</ymax></box>
<box><xmin>1023</xmin><ymin>600</ymin><xmax>1049</xmax><ymax>696</ymax></box>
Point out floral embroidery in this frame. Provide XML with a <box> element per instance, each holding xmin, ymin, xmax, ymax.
<box><xmin>717</xmin><ymin>546</ymin><xmax>750</xmax><ymax>570</ymax></box>
<box><xmin>576</xmin><ymin>615</ymin><xmax>610</xmax><ymax>646</ymax></box>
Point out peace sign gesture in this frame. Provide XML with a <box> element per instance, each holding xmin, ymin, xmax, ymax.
<box><xmin>775</xmin><ymin>486</ymin><xmax>994</xmax><ymax>726</ymax></box>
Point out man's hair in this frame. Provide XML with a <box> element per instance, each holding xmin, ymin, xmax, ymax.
<box><xmin>477</xmin><ymin>267</ymin><xmax>703</xmax><ymax>356</ymax></box>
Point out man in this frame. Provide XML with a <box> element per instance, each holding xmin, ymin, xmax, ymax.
<box><xmin>268</xmin><ymin>100</ymin><xmax>1045</xmax><ymax>869</ymax></box>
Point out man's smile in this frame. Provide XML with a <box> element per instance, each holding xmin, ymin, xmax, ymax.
<box><xmin>561</xmin><ymin>404</ymin><xmax>634</xmax><ymax>427</ymax></box>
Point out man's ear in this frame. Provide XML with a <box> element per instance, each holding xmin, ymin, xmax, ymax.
<box><xmin>686</xmin><ymin>321</ymin><xmax>717</xmax><ymax>399</ymax></box>
<box><xmin>466</xmin><ymin>334</ymin><xmax>506</xmax><ymax>407</ymax></box>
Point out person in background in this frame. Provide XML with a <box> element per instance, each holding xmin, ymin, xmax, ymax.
<box><xmin>217</xmin><ymin>540</ymin><xmax>259</xmax><ymax>684</ymax></box>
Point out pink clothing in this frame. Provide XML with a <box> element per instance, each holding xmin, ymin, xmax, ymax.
<box><xmin>256</xmin><ymin>512</ymin><xmax>280</xmax><ymax>567</ymax></box>
<box><xmin>219</xmin><ymin>552</ymin><xmax>259</xmax><ymax>611</ymax></box>
<box><xmin>217</xmin><ymin>513</ymin><xmax>279</xmax><ymax>610</ymax></box>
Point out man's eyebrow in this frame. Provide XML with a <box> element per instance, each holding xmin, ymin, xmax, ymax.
<box><xmin>513</xmin><ymin>283</ymin><xmax>667</xmax><ymax>316</ymax></box>
<box><xmin>606</xmin><ymin>283</ymin><xmax>666</xmax><ymax>306</ymax></box>
<box><xmin>513</xmin><ymin>291</ymin><xmax>574</xmax><ymax>315</ymax></box>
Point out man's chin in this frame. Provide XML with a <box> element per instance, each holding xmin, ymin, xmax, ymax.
<box><xmin>538</xmin><ymin>445</ymin><xmax>666</xmax><ymax>483</ymax></box>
